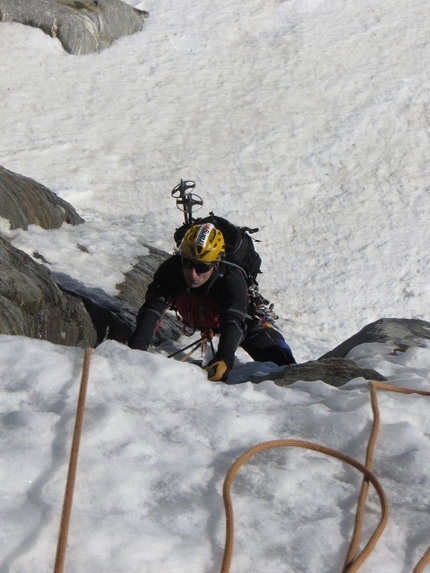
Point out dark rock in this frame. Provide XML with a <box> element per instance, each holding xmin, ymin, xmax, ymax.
<box><xmin>0</xmin><ymin>164</ymin><xmax>180</xmax><ymax>348</ymax></box>
<box><xmin>55</xmin><ymin>272</ymin><xmax>136</xmax><ymax>345</ymax></box>
<box><xmin>319</xmin><ymin>318</ymin><xmax>430</xmax><ymax>360</ymax></box>
<box><xmin>53</xmin><ymin>243</ymin><xmax>184</xmax><ymax>347</ymax></box>
<box><xmin>267</xmin><ymin>318</ymin><xmax>430</xmax><ymax>389</ymax></box>
<box><xmin>0</xmin><ymin>163</ymin><xmax>180</xmax><ymax>348</ymax></box>
<box><xmin>265</xmin><ymin>357</ymin><xmax>387</xmax><ymax>388</ymax></box>
<box><xmin>116</xmin><ymin>245</ymin><xmax>184</xmax><ymax>345</ymax></box>
<box><xmin>117</xmin><ymin>243</ymin><xmax>169</xmax><ymax>309</ymax></box>
<box><xmin>267</xmin><ymin>318</ymin><xmax>430</xmax><ymax>388</ymax></box>
<box><xmin>0</xmin><ymin>235</ymin><xmax>97</xmax><ymax>347</ymax></box>
<box><xmin>0</xmin><ymin>165</ymin><xmax>84</xmax><ymax>230</ymax></box>
<box><xmin>0</xmin><ymin>0</ymin><xmax>148</xmax><ymax>55</ymax></box>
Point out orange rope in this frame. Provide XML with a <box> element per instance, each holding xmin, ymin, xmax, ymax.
<box><xmin>221</xmin><ymin>381</ymin><xmax>430</xmax><ymax>573</ymax></box>
<box><xmin>221</xmin><ymin>439</ymin><xmax>388</xmax><ymax>573</ymax></box>
<box><xmin>53</xmin><ymin>347</ymin><xmax>93</xmax><ymax>573</ymax></box>
<box><xmin>343</xmin><ymin>382</ymin><xmax>430</xmax><ymax>572</ymax></box>
<box><xmin>415</xmin><ymin>546</ymin><xmax>430</xmax><ymax>573</ymax></box>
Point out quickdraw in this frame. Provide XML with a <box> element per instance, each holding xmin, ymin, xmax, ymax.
<box><xmin>168</xmin><ymin>329</ymin><xmax>215</xmax><ymax>361</ymax></box>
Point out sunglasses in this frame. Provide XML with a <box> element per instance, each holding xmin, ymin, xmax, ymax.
<box><xmin>181</xmin><ymin>257</ymin><xmax>215</xmax><ymax>274</ymax></box>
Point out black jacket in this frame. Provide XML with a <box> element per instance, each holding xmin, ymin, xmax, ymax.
<box><xmin>129</xmin><ymin>254</ymin><xmax>249</xmax><ymax>367</ymax></box>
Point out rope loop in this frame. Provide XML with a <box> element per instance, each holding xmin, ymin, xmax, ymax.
<box><xmin>220</xmin><ymin>381</ymin><xmax>430</xmax><ymax>573</ymax></box>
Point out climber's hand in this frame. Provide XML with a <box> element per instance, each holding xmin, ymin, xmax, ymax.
<box><xmin>205</xmin><ymin>359</ymin><xmax>230</xmax><ymax>382</ymax></box>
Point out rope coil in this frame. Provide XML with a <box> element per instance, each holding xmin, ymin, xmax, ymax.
<box><xmin>221</xmin><ymin>381</ymin><xmax>430</xmax><ymax>573</ymax></box>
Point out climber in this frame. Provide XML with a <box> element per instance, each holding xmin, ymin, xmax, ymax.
<box><xmin>129</xmin><ymin>223</ymin><xmax>296</xmax><ymax>381</ymax></box>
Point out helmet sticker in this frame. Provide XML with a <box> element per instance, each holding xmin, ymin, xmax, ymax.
<box><xmin>196</xmin><ymin>224</ymin><xmax>213</xmax><ymax>248</ymax></box>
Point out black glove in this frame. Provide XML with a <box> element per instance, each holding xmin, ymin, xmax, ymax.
<box><xmin>128</xmin><ymin>335</ymin><xmax>149</xmax><ymax>351</ymax></box>
<box><xmin>205</xmin><ymin>359</ymin><xmax>230</xmax><ymax>382</ymax></box>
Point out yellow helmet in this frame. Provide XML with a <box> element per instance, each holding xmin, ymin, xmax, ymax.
<box><xmin>179</xmin><ymin>223</ymin><xmax>225</xmax><ymax>263</ymax></box>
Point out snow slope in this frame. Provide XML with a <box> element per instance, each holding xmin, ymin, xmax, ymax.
<box><xmin>1</xmin><ymin>0</ymin><xmax>430</xmax><ymax>571</ymax></box>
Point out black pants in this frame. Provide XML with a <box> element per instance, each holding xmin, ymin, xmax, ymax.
<box><xmin>240</xmin><ymin>318</ymin><xmax>296</xmax><ymax>366</ymax></box>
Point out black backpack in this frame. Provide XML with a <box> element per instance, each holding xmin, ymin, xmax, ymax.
<box><xmin>174</xmin><ymin>213</ymin><xmax>262</xmax><ymax>285</ymax></box>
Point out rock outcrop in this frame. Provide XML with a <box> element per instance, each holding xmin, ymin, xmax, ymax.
<box><xmin>116</xmin><ymin>246</ymin><xmax>183</xmax><ymax>345</ymax></box>
<box><xmin>0</xmin><ymin>0</ymin><xmax>148</xmax><ymax>55</ymax></box>
<box><xmin>262</xmin><ymin>318</ymin><xmax>430</xmax><ymax>388</ymax></box>
<box><xmin>319</xmin><ymin>318</ymin><xmax>430</xmax><ymax>359</ymax></box>
<box><xmin>268</xmin><ymin>357</ymin><xmax>387</xmax><ymax>388</ymax></box>
<box><xmin>0</xmin><ymin>235</ymin><xmax>97</xmax><ymax>347</ymax></box>
<box><xmin>0</xmin><ymin>164</ymin><xmax>112</xmax><ymax>346</ymax></box>
<box><xmin>0</xmin><ymin>164</ymin><xmax>181</xmax><ymax>348</ymax></box>
<box><xmin>0</xmin><ymin>165</ymin><xmax>84</xmax><ymax>229</ymax></box>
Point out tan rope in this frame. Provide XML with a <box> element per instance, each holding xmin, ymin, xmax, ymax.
<box><xmin>221</xmin><ymin>381</ymin><xmax>430</xmax><ymax>573</ymax></box>
<box><xmin>341</xmin><ymin>381</ymin><xmax>382</xmax><ymax>572</ymax></box>
<box><xmin>414</xmin><ymin>546</ymin><xmax>430</xmax><ymax>573</ymax></box>
<box><xmin>221</xmin><ymin>439</ymin><xmax>388</xmax><ymax>573</ymax></box>
<box><xmin>180</xmin><ymin>330</ymin><xmax>214</xmax><ymax>362</ymax></box>
<box><xmin>53</xmin><ymin>347</ymin><xmax>93</xmax><ymax>573</ymax></box>
<box><xmin>343</xmin><ymin>382</ymin><xmax>430</xmax><ymax>572</ymax></box>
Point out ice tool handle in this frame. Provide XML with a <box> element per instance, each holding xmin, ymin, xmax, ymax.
<box><xmin>171</xmin><ymin>179</ymin><xmax>203</xmax><ymax>226</ymax></box>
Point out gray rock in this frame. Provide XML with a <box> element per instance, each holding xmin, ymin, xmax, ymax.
<box><xmin>266</xmin><ymin>357</ymin><xmax>387</xmax><ymax>388</ymax></box>
<box><xmin>0</xmin><ymin>165</ymin><xmax>84</xmax><ymax>230</ymax></box>
<box><xmin>0</xmin><ymin>235</ymin><xmax>97</xmax><ymax>347</ymax></box>
<box><xmin>0</xmin><ymin>0</ymin><xmax>148</xmax><ymax>55</ymax></box>
<box><xmin>117</xmin><ymin>244</ymin><xmax>170</xmax><ymax>310</ymax></box>
<box><xmin>53</xmin><ymin>242</ymin><xmax>184</xmax><ymax>347</ymax></box>
<box><xmin>319</xmin><ymin>318</ymin><xmax>430</xmax><ymax>360</ymax></box>
<box><xmin>0</xmin><ymin>165</ymin><xmax>98</xmax><ymax>346</ymax></box>
<box><xmin>250</xmin><ymin>318</ymin><xmax>430</xmax><ymax>387</ymax></box>
<box><xmin>116</xmin><ymin>245</ymin><xmax>184</xmax><ymax>345</ymax></box>
<box><xmin>0</xmin><ymin>163</ymin><xmax>180</xmax><ymax>348</ymax></box>
<box><xmin>55</xmin><ymin>272</ymin><xmax>136</xmax><ymax>345</ymax></box>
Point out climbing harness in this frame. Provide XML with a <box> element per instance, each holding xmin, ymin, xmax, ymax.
<box><xmin>53</xmin><ymin>347</ymin><xmax>93</xmax><ymax>573</ymax></box>
<box><xmin>220</xmin><ymin>381</ymin><xmax>430</xmax><ymax>573</ymax></box>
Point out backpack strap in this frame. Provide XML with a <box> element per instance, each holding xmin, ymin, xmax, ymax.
<box><xmin>221</xmin><ymin>259</ymin><xmax>249</xmax><ymax>280</ymax></box>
